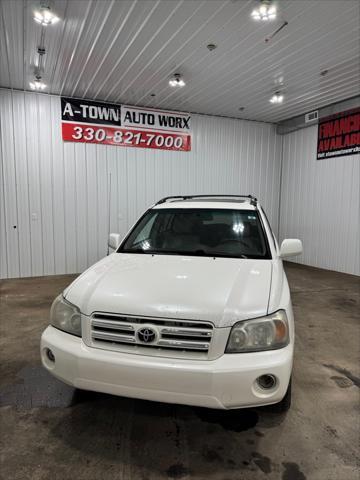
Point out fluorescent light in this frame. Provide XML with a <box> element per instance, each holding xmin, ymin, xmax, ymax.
<box><xmin>259</xmin><ymin>5</ymin><xmax>267</xmax><ymax>14</ymax></box>
<box><xmin>269</xmin><ymin>93</ymin><xmax>284</xmax><ymax>104</ymax></box>
<box><xmin>33</xmin><ymin>6</ymin><xmax>59</xmax><ymax>26</ymax></box>
<box><xmin>251</xmin><ymin>1</ymin><xmax>277</xmax><ymax>21</ymax></box>
<box><xmin>169</xmin><ymin>78</ymin><xmax>185</xmax><ymax>87</ymax></box>
<box><xmin>30</xmin><ymin>79</ymin><xmax>46</xmax><ymax>90</ymax></box>
<box><xmin>169</xmin><ymin>74</ymin><xmax>185</xmax><ymax>88</ymax></box>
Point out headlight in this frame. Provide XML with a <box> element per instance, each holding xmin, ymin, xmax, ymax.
<box><xmin>226</xmin><ymin>310</ymin><xmax>289</xmax><ymax>353</ymax></box>
<box><xmin>50</xmin><ymin>295</ymin><xmax>82</xmax><ymax>337</ymax></box>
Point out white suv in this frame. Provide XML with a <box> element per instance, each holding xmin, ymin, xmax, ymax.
<box><xmin>41</xmin><ymin>195</ymin><xmax>302</xmax><ymax>411</ymax></box>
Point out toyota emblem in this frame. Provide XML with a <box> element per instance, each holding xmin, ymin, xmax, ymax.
<box><xmin>137</xmin><ymin>327</ymin><xmax>156</xmax><ymax>344</ymax></box>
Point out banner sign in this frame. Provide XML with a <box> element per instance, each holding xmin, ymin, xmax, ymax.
<box><xmin>61</xmin><ymin>97</ymin><xmax>191</xmax><ymax>151</ymax></box>
<box><xmin>317</xmin><ymin>107</ymin><xmax>360</xmax><ymax>160</ymax></box>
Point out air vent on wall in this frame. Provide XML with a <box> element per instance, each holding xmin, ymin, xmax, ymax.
<box><xmin>305</xmin><ymin>110</ymin><xmax>319</xmax><ymax>123</ymax></box>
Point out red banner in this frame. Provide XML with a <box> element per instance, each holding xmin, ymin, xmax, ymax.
<box><xmin>62</xmin><ymin>123</ymin><xmax>191</xmax><ymax>151</ymax></box>
<box><xmin>317</xmin><ymin>107</ymin><xmax>360</xmax><ymax>160</ymax></box>
<box><xmin>61</xmin><ymin>97</ymin><xmax>192</xmax><ymax>151</ymax></box>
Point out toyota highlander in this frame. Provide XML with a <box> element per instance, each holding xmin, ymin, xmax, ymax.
<box><xmin>41</xmin><ymin>195</ymin><xmax>302</xmax><ymax>411</ymax></box>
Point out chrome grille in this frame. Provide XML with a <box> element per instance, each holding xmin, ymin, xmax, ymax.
<box><xmin>91</xmin><ymin>313</ymin><xmax>214</xmax><ymax>354</ymax></box>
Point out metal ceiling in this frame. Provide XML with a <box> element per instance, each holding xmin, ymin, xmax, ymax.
<box><xmin>0</xmin><ymin>0</ymin><xmax>359</xmax><ymax>123</ymax></box>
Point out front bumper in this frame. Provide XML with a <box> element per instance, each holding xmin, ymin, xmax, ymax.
<box><xmin>41</xmin><ymin>325</ymin><xmax>293</xmax><ymax>410</ymax></box>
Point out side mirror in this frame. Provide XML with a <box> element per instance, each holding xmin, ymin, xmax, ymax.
<box><xmin>279</xmin><ymin>239</ymin><xmax>303</xmax><ymax>258</ymax></box>
<box><xmin>108</xmin><ymin>233</ymin><xmax>121</xmax><ymax>251</ymax></box>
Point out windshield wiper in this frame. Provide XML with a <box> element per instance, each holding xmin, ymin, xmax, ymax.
<box><xmin>121</xmin><ymin>248</ymin><xmax>149</xmax><ymax>254</ymax></box>
<box><xmin>212</xmin><ymin>252</ymin><xmax>248</xmax><ymax>259</ymax></box>
<box><xmin>121</xmin><ymin>248</ymin><xmax>182</xmax><ymax>255</ymax></box>
<box><xmin>202</xmin><ymin>251</ymin><xmax>248</xmax><ymax>259</ymax></box>
<box><xmin>181</xmin><ymin>249</ymin><xmax>248</xmax><ymax>258</ymax></box>
<box><xmin>121</xmin><ymin>248</ymin><xmax>249</xmax><ymax>259</ymax></box>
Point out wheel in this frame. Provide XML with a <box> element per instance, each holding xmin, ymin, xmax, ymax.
<box><xmin>272</xmin><ymin>378</ymin><xmax>292</xmax><ymax>413</ymax></box>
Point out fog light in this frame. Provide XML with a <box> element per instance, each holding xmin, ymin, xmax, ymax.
<box><xmin>46</xmin><ymin>348</ymin><xmax>55</xmax><ymax>362</ymax></box>
<box><xmin>257</xmin><ymin>374</ymin><xmax>276</xmax><ymax>390</ymax></box>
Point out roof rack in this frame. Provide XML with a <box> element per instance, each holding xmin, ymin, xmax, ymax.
<box><xmin>156</xmin><ymin>194</ymin><xmax>258</xmax><ymax>207</ymax></box>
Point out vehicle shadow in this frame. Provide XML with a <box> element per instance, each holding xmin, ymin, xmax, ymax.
<box><xmin>1</xmin><ymin>366</ymin><xmax>287</xmax><ymax>478</ymax></box>
<box><xmin>47</xmin><ymin>387</ymin><xmax>287</xmax><ymax>479</ymax></box>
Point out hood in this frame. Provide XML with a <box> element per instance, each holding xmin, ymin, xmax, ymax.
<box><xmin>65</xmin><ymin>253</ymin><xmax>272</xmax><ymax>328</ymax></box>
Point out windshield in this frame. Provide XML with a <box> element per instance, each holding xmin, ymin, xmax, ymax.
<box><xmin>119</xmin><ymin>208</ymin><xmax>271</xmax><ymax>259</ymax></box>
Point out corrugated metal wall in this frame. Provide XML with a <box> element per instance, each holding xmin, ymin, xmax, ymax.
<box><xmin>0</xmin><ymin>89</ymin><xmax>282</xmax><ymax>279</ymax></box>
<box><xmin>279</xmin><ymin>125</ymin><xmax>359</xmax><ymax>276</ymax></box>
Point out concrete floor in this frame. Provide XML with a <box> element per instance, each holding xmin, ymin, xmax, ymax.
<box><xmin>0</xmin><ymin>262</ymin><xmax>359</xmax><ymax>480</ymax></box>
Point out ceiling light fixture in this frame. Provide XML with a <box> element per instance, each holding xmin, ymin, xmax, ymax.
<box><xmin>169</xmin><ymin>73</ymin><xmax>185</xmax><ymax>88</ymax></box>
<box><xmin>251</xmin><ymin>0</ymin><xmax>277</xmax><ymax>21</ymax></box>
<box><xmin>33</xmin><ymin>5</ymin><xmax>59</xmax><ymax>26</ymax></box>
<box><xmin>269</xmin><ymin>92</ymin><xmax>284</xmax><ymax>104</ymax></box>
<box><xmin>29</xmin><ymin>76</ymin><xmax>46</xmax><ymax>90</ymax></box>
